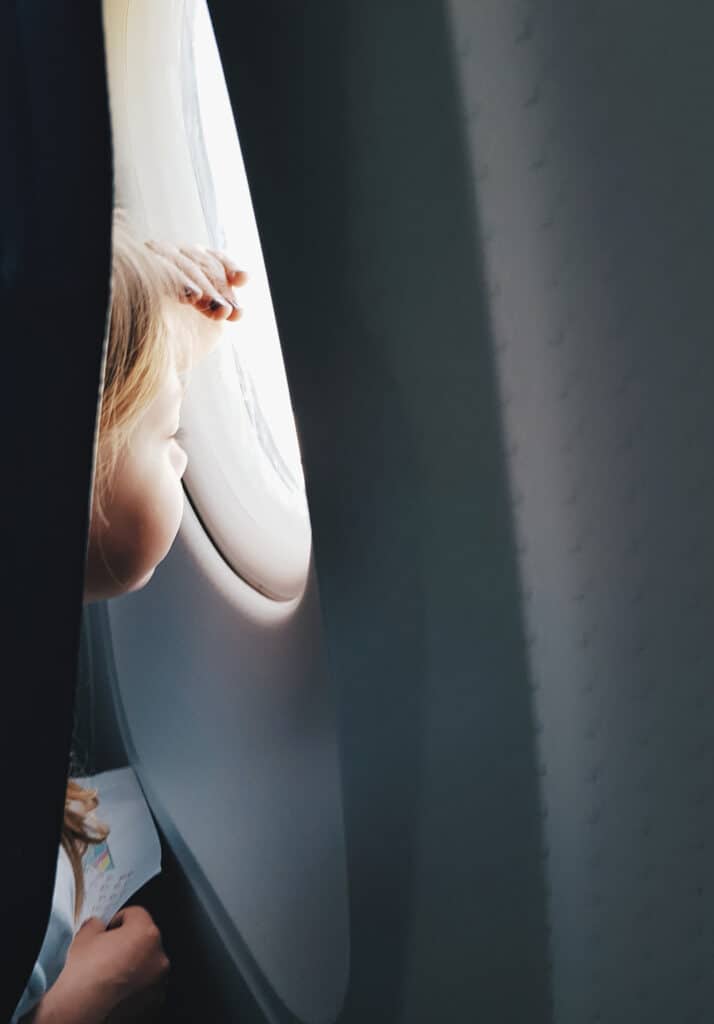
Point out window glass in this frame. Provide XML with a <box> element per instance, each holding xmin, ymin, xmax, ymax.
<box><xmin>105</xmin><ymin>0</ymin><xmax>310</xmax><ymax>602</ymax></box>
<box><xmin>175</xmin><ymin>0</ymin><xmax>311</xmax><ymax>599</ymax></box>
<box><xmin>190</xmin><ymin>2</ymin><xmax>305</xmax><ymax>495</ymax></box>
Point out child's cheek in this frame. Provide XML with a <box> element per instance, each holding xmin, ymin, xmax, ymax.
<box><xmin>137</xmin><ymin>453</ymin><xmax>185</xmax><ymax>568</ymax></box>
<box><xmin>98</xmin><ymin>443</ymin><xmax>185</xmax><ymax>593</ymax></box>
<box><xmin>169</xmin><ymin>438</ymin><xmax>189</xmax><ymax>478</ymax></box>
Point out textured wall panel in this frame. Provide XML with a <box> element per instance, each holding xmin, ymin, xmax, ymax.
<box><xmin>447</xmin><ymin>3</ymin><xmax>714</xmax><ymax>1022</ymax></box>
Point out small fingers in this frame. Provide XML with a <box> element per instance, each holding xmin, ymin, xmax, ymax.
<box><xmin>179</xmin><ymin>245</ymin><xmax>243</xmax><ymax>320</ymax></box>
<box><xmin>146</xmin><ymin>241</ymin><xmax>235</xmax><ymax>320</ymax></box>
<box><xmin>165</xmin><ymin>264</ymin><xmax>203</xmax><ymax>303</ymax></box>
<box><xmin>207</xmin><ymin>249</ymin><xmax>248</xmax><ymax>319</ymax></box>
<box><xmin>71</xmin><ymin>916</ymin><xmax>106</xmax><ymax>947</ymax></box>
<box><xmin>206</xmin><ymin>247</ymin><xmax>248</xmax><ymax>286</ymax></box>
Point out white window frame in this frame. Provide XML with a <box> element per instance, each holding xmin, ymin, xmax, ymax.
<box><xmin>103</xmin><ymin>0</ymin><xmax>311</xmax><ymax>605</ymax></box>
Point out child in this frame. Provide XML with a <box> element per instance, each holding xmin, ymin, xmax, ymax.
<box><xmin>13</xmin><ymin>211</ymin><xmax>245</xmax><ymax>1023</ymax></box>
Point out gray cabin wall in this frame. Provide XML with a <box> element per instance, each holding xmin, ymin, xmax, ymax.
<box><xmin>447</xmin><ymin>3</ymin><xmax>714</xmax><ymax>1022</ymax></box>
<box><xmin>74</xmin><ymin>1</ymin><xmax>714</xmax><ymax>1022</ymax></box>
<box><xmin>209</xmin><ymin>1</ymin><xmax>551</xmax><ymax>1021</ymax></box>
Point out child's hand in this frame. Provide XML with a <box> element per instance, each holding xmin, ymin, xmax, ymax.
<box><xmin>30</xmin><ymin>907</ymin><xmax>169</xmax><ymax>1024</ymax></box>
<box><xmin>78</xmin><ymin>906</ymin><xmax>170</xmax><ymax>1005</ymax></box>
<box><xmin>146</xmin><ymin>240</ymin><xmax>247</xmax><ymax>322</ymax></box>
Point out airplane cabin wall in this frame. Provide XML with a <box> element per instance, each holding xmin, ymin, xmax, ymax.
<box><xmin>77</xmin><ymin>2</ymin><xmax>714</xmax><ymax>1022</ymax></box>
<box><xmin>207</xmin><ymin>1</ymin><xmax>551</xmax><ymax>1021</ymax></box>
<box><xmin>447</xmin><ymin>3</ymin><xmax>714</xmax><ymax>1022</ymax></box>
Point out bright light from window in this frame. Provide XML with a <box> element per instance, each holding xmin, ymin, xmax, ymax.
<box><xmin>192</xmin><ymin>2</ymin><xmax>304</xmax><ymax>491</ymax></box>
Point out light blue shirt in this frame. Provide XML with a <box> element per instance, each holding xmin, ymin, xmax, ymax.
<box><xmin>12</xmin><ymin>847</ymin><xmax>75</xmax><ymax>1022</ymax></box>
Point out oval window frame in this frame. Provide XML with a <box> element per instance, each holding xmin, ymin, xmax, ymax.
<box><xmin>103</xmin><ymin>0</ymin><xmax>311</xmax><ymax>602</ymax></box>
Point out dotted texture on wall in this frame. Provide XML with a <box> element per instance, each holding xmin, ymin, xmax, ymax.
<box><xmin>447</xmin><ymin>3</ymin><xmax>714</xmax><ymax>1022</ymax></box>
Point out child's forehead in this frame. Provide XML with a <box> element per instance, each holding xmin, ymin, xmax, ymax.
<box><xmin>162</xmin><ymin>303</ymin><xmax>196</xmax><ymax>374</ymax></box>
<box><xmin>136</xmin><ymin>366</ymin><xmax>184</xmax><ymax>433</ymax></box>
<box><xmin>162</xmin><ymin>357</ymin><xmax>187</xmax><ymax>398</ymax></box>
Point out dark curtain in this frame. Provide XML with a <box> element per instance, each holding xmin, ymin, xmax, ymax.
<box><xmin>0</xmin><ymin>3</ymin><xmax>112</xmax><ymax>1017</ymax></box>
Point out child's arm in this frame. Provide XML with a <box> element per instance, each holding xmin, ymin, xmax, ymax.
<box><xmin>23</xmin><ymin>907</ymin><xmax>169</xmax><ymax>1024</ymax></box>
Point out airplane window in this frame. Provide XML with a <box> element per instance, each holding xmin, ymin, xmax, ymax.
<box><xmin>103</xmin><ymin>0</ymin><xmax>311</xmax><ymax>602</ymax></box>
<box><xmin>179</xmin><ymin>0</ymin><xmax>311</xmax><ymax>602</ymax></box>
<box><xmin>101</xmin><ymin>7</ymin><xmax>349</xmax><ymax>1020</ymax></box>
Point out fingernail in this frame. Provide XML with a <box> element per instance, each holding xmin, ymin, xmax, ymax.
<box><xmin>209</xmin><ymin>299</ymin><xmax>224</xmax><ymax>311</ymax></box>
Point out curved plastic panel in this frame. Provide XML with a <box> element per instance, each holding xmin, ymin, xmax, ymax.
<box><xmin>208</xmin><ymin>3</ymin><xmax>552</xmax><ymax>1022</ymax></box>
<box><xmin>105</xmin><ymin>499</ymin><xmax>349</xmax><ymax>1024</ymax></box>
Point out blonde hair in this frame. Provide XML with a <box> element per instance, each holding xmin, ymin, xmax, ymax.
<box><xmin>65</xmin><ymin>211</ymin><xmax>190</xmax><ymax>918</ymax></box>
<box><xmin>92</xmin><ymin>209</ymin><xmax>186</xmax><ymax>527</ymax></box>
<box><xmin>62</xmin><ymin>781</ymin><xmax>110</xmax><ymax>921</ymax></box>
